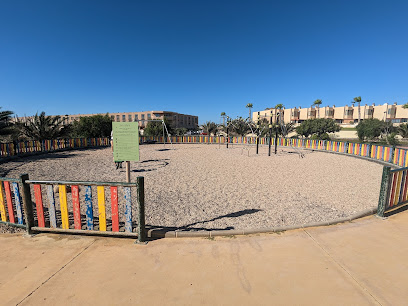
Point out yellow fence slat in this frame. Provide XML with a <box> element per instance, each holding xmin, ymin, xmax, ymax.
<box><xmin>59</xmin><ymin>185</ymin><xmax>69</xmax><ymax>229</ymax></box>
<box><xmin>0</xmin><ymin>183</ymin><xmax>6</xmax><ymax>222</ymax></box>
<box><xmin>97</xmin><ymin>186</ymin><xmax>107</xmax><ymax>231</ymax></box>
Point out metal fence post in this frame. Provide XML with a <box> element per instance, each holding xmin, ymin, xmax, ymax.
<box><xmin>137</xmin><ymin>176</ymin><xmax>146</xmax><ymax>243</ymax></box>
<box><xmin>20</xmin><ymin>173</ymin><xmax>35</xmax><ymax>235</ymax></box>
<box><xmin>377</xmin><ymin>166</ymin><xmax>391</xmax><ymax>217</ymax></box>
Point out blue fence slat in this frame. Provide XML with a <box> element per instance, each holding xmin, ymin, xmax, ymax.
<box><xmin>11</xmin><ymin>182</ymin><xmax>23</xmax><ymax>224</ymax></box>
<box><xmin>124</xmin><ymin>187</ymin><xmax>132</xmax><ymax>233</ymax></box>
<box><xmin>85</xmin><ymin>186</ymin><xmax>94</xmax><ymax>230</ymax></box>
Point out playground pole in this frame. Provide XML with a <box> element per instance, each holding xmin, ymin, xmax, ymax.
<box><xmin>125</xmin><ymin>161</ymin><xmax>131</xmax><ymax>182</ymax></box>
<box><xmin>274</xmin><ymin>129</ymin><xmax>278</xmax><ymax>154</ymax></box>
<box><xmin>274</xmin><ymin>113</ymin><xmax>280</xmax><ymax>155</ymax></box>
<box><xmin>268</xmin><ymin>112</ymin><xmax>273</xmax><ymax>156</ymax></box>
<box><xmin>226</xmin><ymin>125</ymin><xmax>229</xmax><ymax>149</ymax></box>
<box><xmin>256</xmin><ymin>136</ymin><xmax>259</xmax><ymax>154</ymax></box>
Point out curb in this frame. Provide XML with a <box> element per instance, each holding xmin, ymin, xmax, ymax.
<box><xmin>148</xmin><ymin>207</ymin><xmax>378</xmax><ymax>238</ymax></box>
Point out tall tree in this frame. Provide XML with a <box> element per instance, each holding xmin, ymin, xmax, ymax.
<box><xmin>313</xmin><ymin>99</ymin><xmax>322</xmax><ymax>118</ymax></box>
<box><xmin>246</xmin><ymin>103</ymin><xmax>253</xmax><ymax>121</ymax></box>
<box><xmin>402</xmin><ymin>103</ymin><xmax>408</xmax><ymax>109</ymax></box>
<box><xmin>353</xmin><ymin>96</ymin><xmax>362</xmax><ymax>123</ymax></box>
<box><xmin>275</xmin><ymin>104</ymin><xmax>284</xmax><ymax>124</ymax></box>
<box><xmin>0</xmin><ymin>107</ymin><xmax>14</xmax><ymax>137</ymax></box>
<box><xmin>16</xmin><ymin>112</ymin><xmax>70</xmax><ymax>140</ymax></box>
<box><xmin>220</xmin><ymin>112</ymin><xmax>226</xmax><ymax>126</ymax></box>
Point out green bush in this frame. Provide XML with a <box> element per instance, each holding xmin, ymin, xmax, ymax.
<box><xmin>72</xmin><ymin>114</ymin><xmax>112</xmax><ymax>138</ymax></box>
<box><xmin>296</xmin><ymin>118</ymin><xmax>340</xmax><ymax>139</ymax></box>
<box><xmin>144</xmin><ymin>118</ymin><xmax>173</xmax><ymax>137</ymax></box>
<box><xmin>356</xmin><ymin>119</ymin><xmax>396</xmax><ymax>142</ymax></box>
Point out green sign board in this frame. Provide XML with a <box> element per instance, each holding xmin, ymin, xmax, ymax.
<box><xmin>112</xmin><ymin>122</ymin><xmax>139</xmax><ymax>162</ymax></box>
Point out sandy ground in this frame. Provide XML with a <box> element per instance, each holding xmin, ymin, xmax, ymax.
<box><xmin>0</xmin><ymin>144</ymin><xmax>383</xmax><ymax>231</ymax></box>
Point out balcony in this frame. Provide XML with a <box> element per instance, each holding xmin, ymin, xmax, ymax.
<box><xmin>344</xmin><ymin>108</ymin><xmax>354</xmax><ymax>119</ymax></box>
<box><xmin>364</xmin><ymin>109</ymin><xmax>374</xmax><ymax>119</ymax></box>
<box><xmin>291</xmin><ymin>112</ymin><xmax>300</xmax><ymax>120</ymax></box>
<box><xmin>308</xmin><ymin>111</ymin><xmax>316</xmax><ymax>119</ymax></box>
<box><xmin>324</xmin><ymin>107</ymin><xmax>334</xmax><ymax>118</ymax></box>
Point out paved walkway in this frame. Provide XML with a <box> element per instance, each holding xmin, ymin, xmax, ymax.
<box><xmin>1</xmin><ymin>211</ymin><xmax>408</xmax><ymax>305</ymax></box>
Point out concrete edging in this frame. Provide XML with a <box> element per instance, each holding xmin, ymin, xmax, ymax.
<box><xmin>148</xmin><ymin>207</ymin><xmax>378</xmax><ymax>238</ymax></box>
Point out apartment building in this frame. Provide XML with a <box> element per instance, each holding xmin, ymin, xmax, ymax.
<box><xmin>18</xmin><ymin>111</ymin><xmax>199</xmax><ymax>130</ymax></box>
<box><xmin>253</xmin><ymin>103</ymin><xmax>408</xmax><ymax>125</ymax></box>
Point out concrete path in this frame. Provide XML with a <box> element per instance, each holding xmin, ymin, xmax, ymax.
<box><xmin>1</xmin><ymin>212</ymin><xmax>408</xmax><ymax>305</ymax></box>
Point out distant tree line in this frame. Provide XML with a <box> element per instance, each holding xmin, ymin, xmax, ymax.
<box><xmin>0</xmin><ymin>108</ymin><xmax>199</xmax><ymax>141</ymax></box>
<box><xmin>2</xmin><ymin>99</ymin><xmax>408</xmax><ymax>145</ymax></box>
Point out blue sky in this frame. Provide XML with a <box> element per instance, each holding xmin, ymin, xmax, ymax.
<box><xmin>1</xmin><ymin>0</ymin><xmax>407</xmax><ymax>124</ymax></box>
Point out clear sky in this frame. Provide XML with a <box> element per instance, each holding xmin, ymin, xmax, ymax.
<box><xmin>1</xmin><ymin>0</ymin><xmax>407</xmax><ymax>124</ymax></box>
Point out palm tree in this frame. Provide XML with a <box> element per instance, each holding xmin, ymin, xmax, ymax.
<box><xmin>16</xmin><ymin>111</ymin><xmax>70</xmax><ymax>141</ymax></box>
<box><xmin>402</xmin><ymin>103</ymin><xmax>408</xmax><ymax>109</ymax></box>
<box><xmin>353</xmin><ymin>96</ymin><xmax>362</xmax><ymax>123</ymax></box>
<box><xmin>202</xmin><ymin>121</ymin><xmax>218</xmax><ymax>136</ymax></box>
<box><xmin>275</xmin><ymin>104</ymin><xmax>284</xmax><ymax>124</ymax></box>
<box><xmin>220</xmin><ymin>112</ymin><xmax>226</xmax><ymax>126</ymax></box>
<box><xmin>0</xmin><ymin>107</ymin><xmax>14</xmax><ymax>137</ymax></box>
<box><xmin>398</xmin><ymin>123</ymin><xmax>408</xmax><ymax>139</ymax></box>
<box><xmin>313</xmin><ymin>99</ymin><xmax>322</xmax><ymax>118</ymax></box>
<box><xmin>230</xmin><ymin>117</ymin><xmax>251</xmax><ymax>136</ymax></box>
<box><xmin>246</xmin><ymin>103</ymin><xmax>253</xmax><ymax>121</ymax></box>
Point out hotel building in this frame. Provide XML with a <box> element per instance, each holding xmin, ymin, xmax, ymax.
<box><xmin>253</xmin><ymin>103</ymin><xmax>408</xmax><ymax>125</ymax></box>
<box><xmin>18</xmin><ymin>111</ymin><xmax>199</xmax><ymax>130</ymax></box>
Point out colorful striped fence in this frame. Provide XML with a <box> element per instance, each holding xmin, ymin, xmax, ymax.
<box><xmin>377</xmin><ymin>166</ymin><xmax>408</xmax><ymax>217</ymax></box>
<box><xmin>370</xmin><ymin>145</ymin><xmax>394</xmax><ymax>163</ymax></box>
<box><xmin>141</xmin><ymin>136</ymin><xmax>404</xmax><ymax>165</ymax></box>
<box><xmin>393</xmin><ymin>148</ymin><xmax>408</xmax><ymax>167</ymax></box>
<box><xmin>0</xmin><ymin>137</ymin><xmax>110</xmax><ymax>158</ymax></box>
<box><xmin>347</xmin><ymin>142</ymin><xmax>371</xmax><ymax>157</ymax></box>
<box><xmin>0</xmin><ymin>177</ymin><xmax>25</xmax><ymax>227</ymax></box>
<box><xmin>0</xmin><ymin>174</ymin><xmax>146</xmax><ymax>242</ymax></box>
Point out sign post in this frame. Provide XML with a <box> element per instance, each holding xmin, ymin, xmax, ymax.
<box><xmin>112</xmin><ymin>122</ymin><xmax>140</xmax><ymax>182</ymax></box>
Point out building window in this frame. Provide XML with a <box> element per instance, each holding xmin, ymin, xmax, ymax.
<box><xmin>141</xmin><ymin>114</ymin><xmax>145</xmax><ymax>120</ymax></box>
<box><xmin>365</xmin><ymin>109</ymin><xmax>373</xmax><ymax>115</ymax></box>
<box><xmin>147</xmin><ymin>114</ymin><xmax>151</xmax><ymax>120</ymax></box>
<box><xmin>111</xmin><ymin>115</ymin><xmax>114</xmax><ymax>120</ymax></box>
<box><xmin>122</xmin><ymin>115</ymin><xmax>126</xmax><ymax>122</ymax></box>
<box><xmin>344</xmin><ymin>110</ymin><xmax>353</xmax><ymax>116</ymax></box>
<box><xmin>116</xmin><ymin>115</ymin><xmax>120</xmax><ymax>121</ymax></box>
<box><xmin>134</xmin><ymin>114</ymin><xmax>138</xmax><ymax>121</ymax></box>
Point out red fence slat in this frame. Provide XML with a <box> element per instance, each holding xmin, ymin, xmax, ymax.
<box><xmin>110</xmin><ymin>186</ymin><xmax>119</xmax><ymax>232</ymax></box>
<box><xmin>33</xmin><ymin>184</ymin><xmax>45</xmax><ymax>227</ymax></box>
